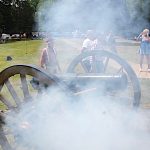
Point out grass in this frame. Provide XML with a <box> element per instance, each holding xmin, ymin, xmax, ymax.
<box><xmin>0</xmin><ymin>38</ymin><xmax>149</xmax><ymax>109</ymax></box>
<box><xmin>0</xmin><ymin>40</ymin><xmax>43</xmax><ymax>71</ymax></box>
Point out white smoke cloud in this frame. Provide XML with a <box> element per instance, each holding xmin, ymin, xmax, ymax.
<box><xmin>37</xmin><ymin>0</ymin><xmax>132</xmax><ymax>34</ymax></box>
<box><xmin>36</xmin><ymin>0</ymin><xmax>150</xmax><ymax>37</ymax></box>
<box><xmin>5</xmin><ymin>86</ymin><xmax>150</xmax><ymax>150</ymax></box>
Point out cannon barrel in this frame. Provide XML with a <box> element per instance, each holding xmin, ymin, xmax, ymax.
<box><xmin>56</xmin><ymin>73</ymin><xmax>128</xmax><ymax>92</ymax></box>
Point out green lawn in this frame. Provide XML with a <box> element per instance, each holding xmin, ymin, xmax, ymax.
<box><xmin>0</xmin><ymin>38</ymin><xmax>82</xmax><ymax>71</ymax></box>
<box><xmin>0</xmin><ymin>40</ymin><xmax>43</xmax><ymax>71</ymax></box>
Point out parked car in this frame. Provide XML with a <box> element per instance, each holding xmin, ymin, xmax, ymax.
<box><xmin>0</xmin><ymin>34</ymin><xmax>11</xmax><ymax>43</ymax></box>
<box><xmin>11</xmin><ymin>34</ymin><xmax>20</xmax><ymax>39</ymax></box>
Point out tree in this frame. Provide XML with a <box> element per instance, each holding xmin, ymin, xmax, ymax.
<box><xmin>38</xmin><ymin>0</ymin><xmax>131</xmax><ymax>32</ymax></box>
<box><xmin>0</xmin><ymin>1</ymin><xmax>14</xmax><ymax>33</ymax></box>
<box><xmin>126</xmin><ymin>0</ymin><xmax>150</xmax><ymax>32</ymax></box>
<box><xmin>0</xmin><ymin>0</ymin><xmax>149</xmax><ymax>34</ymax></box>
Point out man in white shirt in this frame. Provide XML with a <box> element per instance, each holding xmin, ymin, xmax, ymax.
<box><xmin>81</xmin><ymin>30</ymin><xmax>104</xmax><ymax>73</ymax></box>
<box><xmin>81</xmin><ymin>30</ymin><xmax>96</xmax><ymax>52</ymax></box>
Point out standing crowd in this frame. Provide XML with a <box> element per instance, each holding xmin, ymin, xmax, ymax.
<box><xmin>39</xmin><ymin>30</ymin><xmax>117</xmax><ymax>74</ymax></box>
<box><xmin>39</xmin><ymin>29</ymin><xmax>150</xmax><ymax>74</ymax></box>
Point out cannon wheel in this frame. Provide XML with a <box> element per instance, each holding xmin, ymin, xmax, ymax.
<box><xmin>67</xmin><ymin>50</ymin><xmax>141</xmax><ymax>107</ymax></box>
<box><xmin>0</xmin><ymin>64</ymin><xmax>68</xmax><ymax>150</ymax></box>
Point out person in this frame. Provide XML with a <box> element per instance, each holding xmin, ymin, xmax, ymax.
<box><xmin>81</xmin><ymin>30</ymin><xmax>104</xmax><ymax>72</ymax></box>
<box><xmin>136</xmin><ymin>29</ymin><xmax>150</xmax><ymax>72</ymax></box>
<box><xmin>81</xmin><ymin>30</ymin><xmax>97</xmax><ymax>52</ymax></box>
<box><xmin>40</xmin><ymin>34</ymin><xmax>61</xmax><ymax>74</ymax></box>
<box><xmin>30</xmin><ymin>34</ymin><xmax>61</xmax><ymax>89</ymax></box>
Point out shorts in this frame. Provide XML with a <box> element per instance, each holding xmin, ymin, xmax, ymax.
<box><xmin>139</xmin><ymin>41</ymin><xmax>150</xmax><ymax>55</ymax></box>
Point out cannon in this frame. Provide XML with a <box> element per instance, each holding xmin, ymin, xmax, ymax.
<box><xmin>0</xmin><ymin>50</ymin><xmax>141</xmax><ymax>150</ymax></box>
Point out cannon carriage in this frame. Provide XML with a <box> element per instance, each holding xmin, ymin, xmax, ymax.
<box><xmin>0</xmin><ymin>50</ymin><xmax>141</xmax><ymax>150</ymax></box>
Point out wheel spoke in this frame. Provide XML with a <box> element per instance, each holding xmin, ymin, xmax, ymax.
<box><xmin>91</xmin><ymin>55</ymin><xmax>97</xmax><ymax>73</ymax></box>
<box><xmin>103</xmin><ymin>57</ymin><xmax>109</xmax><ymax>72</ymax></box>
<box><xmin>0</xmin><ymin>129</ymin><xmax>13</xmax><ymax>150</ymax></box>
<box><xmin>0</xmin><ymin>95</ymin><xmax>13</xmax><ymax>109</ymax></box>
<box><xmin>20</xmin><ymin>74</ymin><xmax>31</xmax><ymax>101</ymax></box>
<box><xmin>117</xmin><ymin>67</ymin><xmax>124</xmax><ymax>74</ymax></box>
<box><xmin>5</xmin><ymin>79</ymin><xmax>21</xmax><ymax>106</ymax></box>
<box><xmin>80</xmin><ymin>60</ymin><xmax>89</xmax><ymax>73</ymax></box>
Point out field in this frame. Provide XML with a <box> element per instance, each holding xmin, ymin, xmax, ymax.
<box><xmin>0</xmin><ymin>38</ymin><xmax>150</xmax><ymax>109</ymax></box>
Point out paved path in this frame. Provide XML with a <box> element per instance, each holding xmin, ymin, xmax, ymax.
<box><xmin>130</xmin><ymin>63</ymin><xmax>150</xmax><ymax>79</ymax></box>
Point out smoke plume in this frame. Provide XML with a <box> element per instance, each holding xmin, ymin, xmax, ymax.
<box><xmin>5</xmin><ymin>86</ymin><xmax>150</xmax><ymax>150</ymax></box>
<box><xmin>37</xmin><ymin>0</ymin><xmax>132</xmax><ymax>34</ymax></box>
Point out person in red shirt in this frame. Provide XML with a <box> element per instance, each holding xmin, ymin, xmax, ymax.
<box><xmin>40</xmin><ymin>34</ymin><xmax>61</xmax><ymax>74</ymax></box>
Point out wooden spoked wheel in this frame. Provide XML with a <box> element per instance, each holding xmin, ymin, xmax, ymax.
<box><xmin>0</xmin><ymin>64</ymin><xmax>68</xmax><ymax>150</ymax></box>
<box><xmin>67</xmin><ymin>50</ymin><xmax>141</xmax><ymax>108</ymax></box>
